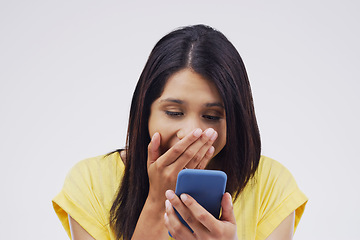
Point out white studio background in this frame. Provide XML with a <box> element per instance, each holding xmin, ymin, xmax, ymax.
<box><xmin>0</xmin><ymin>1</ymin><xmax>359</xmax><ymax>239</ymax></box>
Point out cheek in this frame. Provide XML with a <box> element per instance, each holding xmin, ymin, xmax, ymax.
<box><xmin>212</xmin><ymin>123</ymin><xmax>226</xmax><ymax>156</ymax></box>
<box><xmin>214</xmin><ymin>133</ymin><xmax>226</xmax><ymax>155</ymax></box>
<box><xmin>148</xmin><ymin>111</ymin><xmax>167</xmax><ymax>139</ymax></box>
<box><xmin>150</xmin><ymin>122</ymin><xmax>179</xmax><ymax>153</ymax></box>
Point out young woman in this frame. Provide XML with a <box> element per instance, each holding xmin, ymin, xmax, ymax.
<box><xmin>53</xmin><ymin>24</ymin><xmax>308</xmax><ymax>240</ymax></box>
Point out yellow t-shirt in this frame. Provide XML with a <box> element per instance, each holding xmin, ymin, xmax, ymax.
<box><xmin>52</xmin><ymin>152</ymin><xmax>307</xmax><ymax>240</ymax></box>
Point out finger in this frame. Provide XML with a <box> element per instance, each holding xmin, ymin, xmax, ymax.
<box><xmin>179</xmin><ymin>193</ymin><xmax>217</xmax><ymax>234</ymax></box>
<box><xmin>158</xmin><ymin>128</ymin><xmax>203</xmax><ymax>167</ymax></box>
<box><xmin>179</xmin><ymin>128</ymin><xmax>217</xmax><ymax>170</ymax></box>
<box><xmin>165</xmin><ymin>190</ymin><xmax>206</xmax><ymax>233</ymax></box>
<box><xmin>164</xmin><ymin>213</ymin><xmax>196</xmax><ymax>240</ymax></box>
<box><xmin>197</xmin><ymin>145</ymin><xmax>215</xmax><ymax>169</ymax></box>
<box><xmin>186</xmin><ymin>128</ymin><xmax>218</xmax><ymax>169</ymax></box>
<box><xmin>147</xmin><ymin>132</ymin><xmax>161</xmax><ymax>168</ymax></box>
<box><xmin>164</xmin><ymin>194</ymin><xmax>196</xmax><ymax>240</ymax></box>
<box><xmin>220</xmin><ymin>192</ymin><xmax>236</xmax><ymax>224</ymax></box>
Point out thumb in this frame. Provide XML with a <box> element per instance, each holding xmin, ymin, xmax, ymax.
<box><xmin>147</xmin><ymin>132</ymin><xmax>161</xmax><ymax>167</ymax></box>
<box><xmin>220</xmin><ymin>192</ymin><xmax>236</xmax><ymax>224</ymax></box>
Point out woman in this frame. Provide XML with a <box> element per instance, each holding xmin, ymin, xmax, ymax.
<box><xmin>53</xmin><ymin>24</ymin><xmax>308</xmax><ymax>240</ymax></box>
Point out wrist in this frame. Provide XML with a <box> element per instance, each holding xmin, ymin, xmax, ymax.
<box><xmin>147</xmin><ymin>187</ymin><xmax>167</xmax><ymax>204</ymax></box>
<box><xmin>132</xmin><ymin>195</ymin><xmax>168</xmax><ymax>240</ymax></box>
<box><xmin>144</xmin><ymin>194</ymin><xmax>166</xmax><ymax>216</ymax></box>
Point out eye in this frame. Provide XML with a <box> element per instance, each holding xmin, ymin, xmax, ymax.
<box><xmin>165</xmin><ymin>111</ymin><xmax>184</xmax><ymax>117</ymax></box>
<box><xmin>203</xmin><ymin>115</ymin><xmax>221</xmax><ymax>121</ymax></box>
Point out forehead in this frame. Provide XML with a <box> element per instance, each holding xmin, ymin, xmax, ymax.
<box><xmin>160</xmin><ymin>69</ymin><xmax>223</xmax><ymax>102</ymax></box>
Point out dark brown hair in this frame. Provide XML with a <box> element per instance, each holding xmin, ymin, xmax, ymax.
<box><xmin>110</xmin><ymin>24</ymin><xmax>261</xmax><ymax>240</ymax></box>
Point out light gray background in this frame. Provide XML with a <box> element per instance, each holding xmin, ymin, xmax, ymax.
<box><xmin>1</xmin><ymin>0</ymin><xmax>359</xmax><ymax>239</ymax></box>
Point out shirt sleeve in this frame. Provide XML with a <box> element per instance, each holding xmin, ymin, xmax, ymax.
<box><xmin>52</xmin><ymin>158</ymin><xmax>110</xmax><ymax>240</ymax></box>
<box><xmin>256</xmin><ymin>158</ymin><xmax>308</xmax><ymax>240</ymax></box>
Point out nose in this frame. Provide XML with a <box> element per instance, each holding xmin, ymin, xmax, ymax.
<box><xmin>176</xmin><ymin>117</ymin><xmax>203</xmax><ymax>139</ymax></box>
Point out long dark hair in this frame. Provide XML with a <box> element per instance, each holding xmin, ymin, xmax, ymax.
<box><xmin>110</xmin><ymin>24</ymin><xmax>261</xmax><ymax>240</ymax></box>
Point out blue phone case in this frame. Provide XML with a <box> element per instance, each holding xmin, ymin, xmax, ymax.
<box><xmin>173</xmin><ymin>169</ymin><xmax>227</xmax><ymax>233</ymax></box>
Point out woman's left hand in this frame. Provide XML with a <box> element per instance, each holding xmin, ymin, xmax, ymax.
<box><xmin>164</xmin><ymin>190</ymin><xmax>238</xmax><ymax>240</ymax></box>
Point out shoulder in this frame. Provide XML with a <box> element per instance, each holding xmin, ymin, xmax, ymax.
<box><xmin>257</xmin><ymin>155</ymin><xmax>289</xmax><ymax>174</ymax></box>
<box><xmin>52</xmin><ymin>151</ymin><xmax>125</xmax><ymax>239</ymax></box>
<box><xmin>61</xmin><ymin>151</ymin><xmax>125</xmax><ymax>205</ymax></box>
<box><xmin>69</xmin><ymin>151</ymin><xmax>124</xmax><ymax>171</ymax></box>
<box><xmin>64</xmin><ymin>151</ymin><xmax>124</xmax><ymax>185</ymax></box>
<box><xmin>232</xmin><ymin>156</ymin><xmax>307</xmax><ymax>239</ymax></box>
<box><xmin>254</xmin><ymin>155</ymin><xmax>302</xmax><ymax>201</ymax></box>
<box><xmin>255</xmin><ymin>156</ymin><xmax>308</xmax><ymax>237</ymax></box>
<box><xmin>256</xmin><ymin>156</ymin><xmax>296</xmax><ymax>186</ymax></box>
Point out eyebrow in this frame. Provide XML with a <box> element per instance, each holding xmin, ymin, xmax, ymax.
<box><xmin>159</xmin><ymin>98</ymin><xmax>184</xmax><ymax>104</ymax></box>
<box><xmin>159</xmin><ymin>98</ymin><xmax>224</xmax><ymax>109</ymax></box>
<box><xmin>204</xmin><ymin>102</ymin><xmax>225</xmax><ymax>108</ymax></box>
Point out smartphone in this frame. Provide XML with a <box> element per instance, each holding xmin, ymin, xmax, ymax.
<box><xmin>172</xmin><ymin>169</ymin><xmax>227</xmax><ymax>233</ymax></box>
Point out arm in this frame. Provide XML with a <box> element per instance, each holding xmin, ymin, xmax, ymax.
<box><xmin>265</xmin><ymin>211</ymin><xmax>295</xmax><ymax>240</ymax></box>
<box><xmin>68</xmin><ymin>214</ymin><xmax>96</xmax><ymax>240</ymax></box>
<box><xmin>131</xmin><ymin>197</ymin><xmax>168</xmax><ymax>239</ymax></box>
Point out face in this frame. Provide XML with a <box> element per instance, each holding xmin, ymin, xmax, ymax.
<box><xmin>148</xmin><ymin>68</ymin><xmax>227</xmax><ymax>159</ymax></box>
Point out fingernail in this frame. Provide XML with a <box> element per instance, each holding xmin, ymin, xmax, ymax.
<box><xmin>205</xmin><ymin>128</ymin><xmax>214</xmax><ymax>138</ymax></box>
<box><xmin>208</xmin><ymin>146</ymin><xmax>215</xmax><ymax>154</ymax></box>
<box><xmin>180</xmin><ymin>194</ymin><xmax>188</xmax><ymax>202</ymax></box>
<box><xmin>165</xmin><ymin>199</ymin><xmax>171</xmax><ymax>210</ymax></box>
<box><xmin>210</xmin><ymin>131</ymin><xmax>218</xmax><ymax>141</ymax></box>
<box><xmin>228</xmin><ymin>193</ymin><xmax>233</xmax><ymax>206</ymax></box>
<box><xmin>193</xmin><ymin>128</ymin><xmax>202</xmax><ymax>138</ymax></box>
<box><xmin>165</xmin><ymin>190</ymin><xmax>175</xmax><ymax>200</ymax></box>
<box><xmin>152</xmin><ymin>132</ymin><xmax>158</xmax><ymax>141</ymax></box>
<box><xmin>164</xmin><ymin>212</ymin><xmax>169</xmax><ymax>222</ymax></box>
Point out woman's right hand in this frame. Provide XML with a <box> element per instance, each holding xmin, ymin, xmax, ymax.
<box><xmin>132</xmin><ymin>128</ymin><xmax>218</xmax><ymax>239</ymax></box>
<box><xmin>147</xmin><ymin>128</ymin><xmax>218</xmax><ymax>203</ymax></box>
